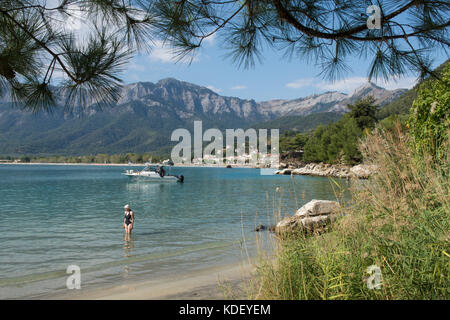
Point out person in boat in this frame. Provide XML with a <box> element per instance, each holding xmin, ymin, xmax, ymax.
<box><xmin>156</xmin><ymin>165</ymin><xmax>165</xmax><ymax>177</ymax></box>
<box><xmin>123</xmin><ymin>204</ymin><xmax>134</xmax><ymax>234</ymax></box>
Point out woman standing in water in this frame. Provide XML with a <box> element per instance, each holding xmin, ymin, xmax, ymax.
<box><xmin>123</xmin><ymin>204</ymin><xmax>134</xmax><ymax>234</ymax></box>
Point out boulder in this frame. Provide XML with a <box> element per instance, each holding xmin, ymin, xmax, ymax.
<box><xmin>276</xmin><ymin>200</ymin><xmax>340</xmax><ymax>236</ymax></box>
<box><xmin>276</xmin><ymin>168</ymin><xmax>292</xmax><ymax>175</ymax></box>
<box><xmin>300</xmin><ymin>214</ymin><xmax>338</xmax><ymax>232</ymax></box>
<box><xmin>275</xmin><ymin>215</ymin><xmax>303</xmax><ymax>235</ymax></box>
<box><xmin>350</xmin><ymin>164</ymin><xmax>377</xmax><ymax>179</ymax></box>
<box><xmin>278</xmin><ymin>162</ymin><xmax>288</xmax><ymax>169</ymax></box>
<box><xmin>295</xmin><ymin>199</ymin><xmax>340</xmax><ymax>217</ymax></box>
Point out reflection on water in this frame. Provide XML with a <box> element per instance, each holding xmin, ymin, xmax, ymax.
<box><xmin>125</xmin><ymin>181</ymin><xmax>176</xmax><ymax>193</ymax></box>
<box><xmin>123</xmin><ymin>233</ymin><xmax>134</xmax><ymax>257</ymax></box>
<box><xmin>123</xmin><ymin>234</ymin><xmax>134</xmax><ymax>278</ymax></box>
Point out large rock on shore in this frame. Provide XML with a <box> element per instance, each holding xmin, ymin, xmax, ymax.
<box><xmin>293</xmin><ymin>163</ymin><xmax>349</xmax><ymax>178</ymax></box>
<box><xmin>276</xmin><ymin>200</ymin><xmax>340</xmax><ymax>236</ymax></box>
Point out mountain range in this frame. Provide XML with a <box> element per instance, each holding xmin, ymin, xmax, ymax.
<box><xmin>0</xmin><ymin>78</ymin><xmax>407</xmax><ymax>155</ymax></box>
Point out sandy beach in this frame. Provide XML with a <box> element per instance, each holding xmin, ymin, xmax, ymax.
<box><xmin>52</xmin><ymin>261</ymin><xmax>256</xmax><ymax>300</ymax></box>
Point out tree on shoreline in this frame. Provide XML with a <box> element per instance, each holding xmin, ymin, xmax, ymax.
<box><xmin>301</xmin><ymin>97</ymin><xmax>378</xmax><ymax>164</ymax></box>
<box><xmin>1</xmin><ymin>1</ymin><xmax>449</xmax><ymax>112</ymax></box>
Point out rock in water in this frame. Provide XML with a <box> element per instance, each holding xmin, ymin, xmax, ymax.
<box><xmin>254</xmin><ymin>224</ymin><xmax>266</xmax><ymax>232</ymax></box>
<box><xmin>276</xmin><ymin>199</ymin><xmax>340</xmax><ymax>237</ymax></box>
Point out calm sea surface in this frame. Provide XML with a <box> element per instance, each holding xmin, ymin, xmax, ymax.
<box><xmin>0</xmin><ymin>164</ymin><xmax>349</xmax><ymax>299</ymax></box>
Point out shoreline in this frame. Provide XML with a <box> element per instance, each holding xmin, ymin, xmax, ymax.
<box><xmin>0</xmin><ymin>162</ymin><xmax>264</xmax><ymax>169</ymax></box>
<box><xmin>0</xmin><ymin>162</ymin><xmax>143</xmax><ymax>166</ymax></box>
<box><xmin>276</xmin><ymin>163</ymin><xmax>377</xmax><ymax>179</ymax></box>
<box><xmin>50</xmin><ymin>261</ymin><xmax>255</xmax><ymax>300</ymax></box>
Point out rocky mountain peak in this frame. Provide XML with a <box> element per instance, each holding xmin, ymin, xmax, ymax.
<box><xmin>351</xmin><ymin>81</ymin><xmax>384</xmax><ymax>97</ymax></box>
<box><xmin>349</xmin><ymin>81</ymin><xmax>408</xmax><ymax>106</ymax></box>
<box><xmin>0</xmin><ymin>77</ymin><xmax>410</xmax><ymax>155</ymax></box>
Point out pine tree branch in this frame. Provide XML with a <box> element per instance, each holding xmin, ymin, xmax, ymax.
<box><xmin>196</xmin><ymin>1</ymin><xmax>247</xmax><ymax>45</ymax></box>
<box><xmin>0</xmin><ymin>9</ymin><xmax>78</xmax><ymax>83</ymax></box>
<box><xmin>272</xmin><ymin>0</ymin><xmax>421</xmax><ymax>41</ymax></box>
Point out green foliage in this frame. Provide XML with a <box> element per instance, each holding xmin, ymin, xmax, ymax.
<box><xmin>0</xmin><ymin>99</ymin><xmax>187</xmax><ymax>155</ymax></box>
<box><xmin>302</xmin><ymin>117</ymin><xmax>363</xmax><ymax>165</ymax></box>
<box><xmin>278</xmin><ymin>98</ymin><xmax>379</xmax><ymax>164</ymax></box>
<box><xmin>250</xmin><ymin>126</ymin><xmax>449</xmax><ymax>300</ymax></box>
<box><xmin>301</xmin><ymin>98</ymin><xmax>380</xmax><ymax>165</ymax></box>
<box><xmin>280</xmin><ymin>131</ymin><xmax>310</xmax><ymax>152</ymax></box>
<box><xmin>408</xmin><ymin>63</ymin><xmax>450</xmax><ymax>162</ymax></box>
<box><xmin>347</xmin><ymin>97</ymin><xmax>378</xmax><ymax>130</ymax></box>
<box><xmin>376</xmin><ymin>60</ymin><xmax>450</xmax><ymax>121</ymax></box>
<box><xmin>377</xmin><ymin>114</ymin><xmax>409</xmax><ymax>132</ymax></box>
<box><xmin>376</xmin><ymin>87</ymin><xmax>418</xmax><ymax>120</ymax></box>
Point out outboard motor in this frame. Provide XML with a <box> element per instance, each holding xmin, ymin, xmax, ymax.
<box><xmin>177</xmin><ymin>175</ymin><xmax>184</xmax><ymax>183</ymax></box>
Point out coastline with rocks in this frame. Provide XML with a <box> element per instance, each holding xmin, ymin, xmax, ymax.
<box><xmin>275</xmin><ymin>162</ymin><xmax>377</xmax><ymax>179</ymax></box>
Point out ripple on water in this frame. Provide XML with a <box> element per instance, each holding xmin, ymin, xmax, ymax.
<box><xmin>0</xmin><ymin>165</ymin><xmax>349</xmax><ymax>298</ymax></box>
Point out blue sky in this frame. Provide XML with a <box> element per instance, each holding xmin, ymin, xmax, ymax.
<box><xmin>122</xmin><ymin>36</ymin><xmax>448</xmax><ymax>102</ymax></box>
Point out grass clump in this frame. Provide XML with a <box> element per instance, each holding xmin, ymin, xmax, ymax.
<box><xmin>250</xmin><ymin>124</ymin><xmax>449</xmax><ymax>299</ymax></box>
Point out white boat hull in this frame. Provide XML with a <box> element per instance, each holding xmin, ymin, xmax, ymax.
<box><xmin>122</xmin><ymin>172</ymin><xmax>179</xmax><ymax>182</ymax></box>
<box><xmin>123</xmin><ymin>165</ymin><xmax>184</xmax><ymax>182</ymax></box>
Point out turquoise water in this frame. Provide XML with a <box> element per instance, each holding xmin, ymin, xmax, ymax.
<box><xmin>0</xmin><ymin>164</ymin><xmax>348</xmax><ymax>299</ymax></box>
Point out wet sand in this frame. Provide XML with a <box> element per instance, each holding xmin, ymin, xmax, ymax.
<box><xmin>54</xmin><ymin>261</ymin><xmax>255</xmax><ymax>300</ymax></box>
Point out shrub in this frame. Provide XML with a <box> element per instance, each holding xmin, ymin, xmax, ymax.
<box><xmin>249</xmin><ymin>124</ymin><xmax>449</xmax><ymax>299</ymax></box>
<box><xmin>408</xmin><ymin>64</ymin><xmax>450</xmax><ymax>162</ymax></box>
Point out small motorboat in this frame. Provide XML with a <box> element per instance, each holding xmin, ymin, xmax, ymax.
<box><xmin>123</xmin><ymin>163</ymin><xmax>184</xmax><ymax>182</ymax></box>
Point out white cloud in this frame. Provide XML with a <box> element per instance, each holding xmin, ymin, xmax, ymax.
<box><xmin>230</xmin><ymin>85</ymin><xmax>247</xmax><ymax>90</ymax></box>
<box><xmin>203</xmin><ymin>33</ymin><xmax>216</xmax><ymax>46</ymax></box>
<box><xmin>127</xmin><ymin>61</ymin><xmax>147</xmax><ymax>72</ymax></box>
<box><xmin>47</xmin><ymin>4</ymin><xmax>93</xmax><ymax>41</ymax></box>
<box><xmin>321</xmin><ymin>77</ymin><xmax>369</xmax><ymax>92</ymax></box>
<box><xmin>149</xmin><ymin>42</ymin><xmax>174</xmax><ymax>63</ymax></box>
<box><xmin>286</xmin><ymin>78</ymin><xmax>314</xmax><ymax>89</ymax></box>
<box><xmin>286</xmin><ymin>76</ymin><xmax>417</xmax><ymax>93</ymax></box>
<box><xmin>375</xmin><ymin>77</ymin><xmax>418</xmax><ymax>90</ymax></box>
<box><xmin>149</xmin><ymin>40</ymin><xmax>199</xmax><ymax>64</ymax></box>
<box><xmin>206</xmin><ymin>85</ymin><xmax>222</xmax><ymax>93</ymax></box>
